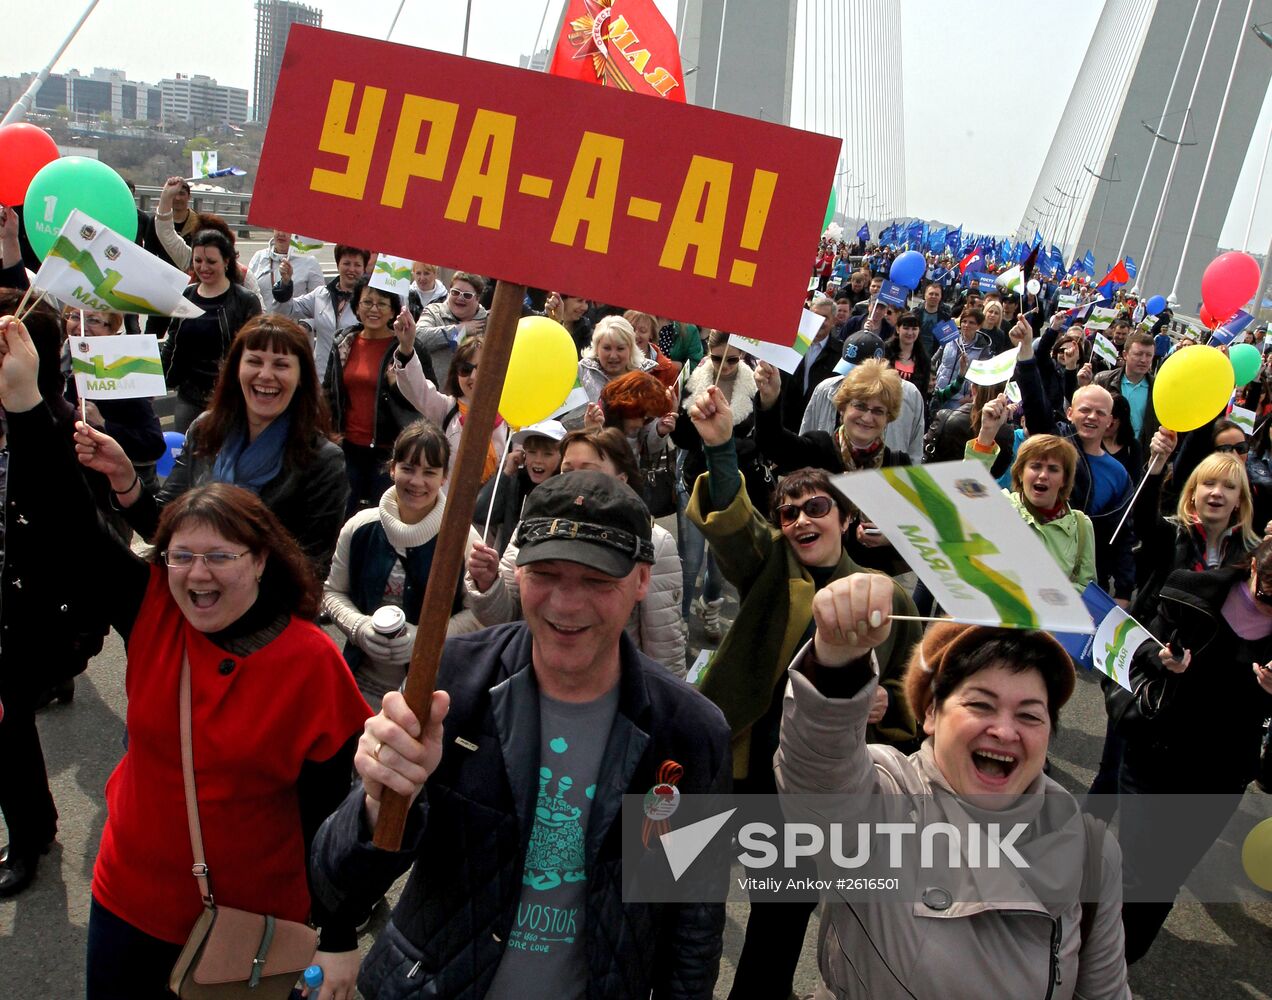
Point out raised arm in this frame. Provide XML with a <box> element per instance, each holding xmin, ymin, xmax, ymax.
<box><xmin>776</xmin><ymin>573</ymin><xmax>901</xmax><ymax>800</ymax></box>
<box><xmin>154</xmin><ymin>177</ymin><xmax>193</xmax><ymax>270</ymax></box>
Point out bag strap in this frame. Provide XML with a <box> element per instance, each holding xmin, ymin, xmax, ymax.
<box><xmin>179</xmin><ymin>651</ymin><xmax>215</xmax><ymax>906</ymax></box>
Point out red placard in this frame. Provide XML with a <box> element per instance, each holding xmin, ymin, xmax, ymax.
<box><xmin>251</xmin><ymin>26</ymin><xmax>839</xmax><ymax>345</ymax></box>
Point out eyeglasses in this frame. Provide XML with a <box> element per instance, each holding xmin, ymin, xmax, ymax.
<box><xmin>1216</xmin><ymin>441</ymin><xmax>1250</xmax><ymax>455</ymax></box>
<box><xmin>457</xmin><ymin>362</ymin><xmax>479</xmax><ymax>377</ymax></box>
<box><xmin>449</xmin><ymin>289</ymin><xmax>477</xmax><ymax>301</ymax></box>
<box><xmin>711</xmin><ymin>355</ymin><xmax>741</xmax><ymax>367</ymax></box>
<box><xmin>163</xmin><ymin>550</ymin><xmax>250</xmax><ymax>569</ymax></box>
<box><xmin>846</xmin><ymin>400</ymin><xmax>889</xmax><ymax>419</ymax></box>
<box><xmin>65</xmin><ymin>313</ymin><xmax>112</xmax><ymax>329</ymax></box>
<box><xmin>775</xmin><ymin>495</ymin><xmax>836</xmax><ymax>525</ymax></box>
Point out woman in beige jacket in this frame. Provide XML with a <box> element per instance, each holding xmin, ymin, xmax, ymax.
<box><xmin>777</xmin><ymin>573</ymin><xmax>1131</xmax><ymax>1000</ymax></box>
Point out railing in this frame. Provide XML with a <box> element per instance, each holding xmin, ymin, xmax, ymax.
<box><xmin>134</xmin><ymin>185</ymin><xmax>255</xmax><ymax>238</ymax></box>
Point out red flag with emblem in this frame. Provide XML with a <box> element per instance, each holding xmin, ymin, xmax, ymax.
<box><xmin>549</xmin><ymin>0</ymin><xmax>687</xmax><ymax>102</ymax></box>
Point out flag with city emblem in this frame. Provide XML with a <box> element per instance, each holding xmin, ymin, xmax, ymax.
<box><xmin>31</xmin><ymin>210</ymin><xmax>204</xmax><ymax>318</ymax></box>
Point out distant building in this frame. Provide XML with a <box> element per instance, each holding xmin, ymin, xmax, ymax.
<box><xmin>159</xmin><ymin>73</ymin><xmax>249</xmax><ymax>126</ymax></box>
<box><xmin>519</xmin><ymin>47</ymin><xmax>551</xmax><ymax>72</ymax></box>
<box><xmin>254</xmin><ymin>0</ymin><xmax>323</xmax><ymax>124</ymax></box>
<box><xmin>31</xmin><ymin>68</ymin><xmax>162</xmax><ymax>123</ymax></box>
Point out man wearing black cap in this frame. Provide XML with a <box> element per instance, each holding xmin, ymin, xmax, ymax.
<box><xmin>312</xmin><ymin>471</ymin><xmax>731</xmax><ymax>1000</ymax></box>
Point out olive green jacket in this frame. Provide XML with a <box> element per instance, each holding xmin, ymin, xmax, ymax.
<box><xmin>688</xmin><ymin>472</ymin><xmax>921</xmax><ymax>778</ymax></box>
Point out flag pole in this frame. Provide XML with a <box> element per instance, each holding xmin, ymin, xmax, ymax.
<box><xmin>482</xmin><ymin>431</ymin><xmax>516</xmax><ymax>542</ymax></box>
<box><xmin>373</xmin><ymin>278</ymin><xmax>525</xmax><ymax>851</ymax></box>
<box><xmin>1110</xmin><ymin>449</ymin><xmax>1166</xmax><ymax>544</ymax></box>
<box><xmin>79</xmin><ymin>309</ymin><xmax>89</xmax><ymax>425</ymax></box>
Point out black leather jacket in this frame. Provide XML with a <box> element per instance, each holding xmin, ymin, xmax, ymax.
<box><xmin>311</xmin><ymin>623</ymin><xmax>731</xmax><ymax>1000</ymax></box>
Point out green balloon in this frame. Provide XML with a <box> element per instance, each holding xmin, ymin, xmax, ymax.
<box><xmin>1229</xmin><ymin>342</ymin><xmax>1262</xmax><ymax>386</ymax></box>
<box><xmin>23</xmin><ymin>157</ymin><xmax>137</xmax><ymax>259</ymax></box>
<box><xmin>823</xmin><ymin>186</ymin><xmax>838</xmax><ymax>232</ymax></box>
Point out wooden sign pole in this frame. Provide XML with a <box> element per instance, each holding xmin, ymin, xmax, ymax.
<box><xmin>372</xmin><ymin>278</ymin><xmax>526</xmax><ymax>850</ymax></box>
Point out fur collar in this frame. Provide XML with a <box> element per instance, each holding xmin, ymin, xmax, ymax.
<box><xmin>685</xmin><ymin>359</ymin><xmax>757</xmax><ymax>425</ymax></box>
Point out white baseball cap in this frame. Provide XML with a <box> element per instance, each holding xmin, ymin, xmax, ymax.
<box><xmin>509</xmin><ymin>419</ymin><xmax>567</xmax><ymax>450</ymax></box>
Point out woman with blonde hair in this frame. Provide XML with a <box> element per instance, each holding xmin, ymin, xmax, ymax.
<box><xmin>754</xmin><ymin>356</ymin><xmax>911</xmax><ymax>574</ymax></box>
<box><xmin>1132</xmin><ymin>449</ymin><xmax>1258</xmax><ymax>619</ymax></box>
<box><xmin>577</xmin><ymin>314</ymin><xmax>657</xmax><ymax>402</ymax></box>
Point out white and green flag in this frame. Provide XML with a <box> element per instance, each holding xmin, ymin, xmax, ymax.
<box><xmin>32</xmin><ymin>210</ymin><xmax>204</xmax><ymax>317</ymax></box>
<box><xmin>1057</xmin><ymin>292</ymin><xmax>1079</xmax><ymax>309</ymax></box>
<box><xmin>1084</xmin><ymin>306</ymin><xmax>1118</xmax><ymax>333</ymax></box>
<box><xmin>1230</xmin><ymin>405</ymin><xmax>1256</xmax><ymax>436</ymax></box>
<box><xmin>370</xmin><ymin>253</ymin><xmax>413</xmax><ymax>298</ymax></box>
<box><xmin>1092</xmin><ymin>332</ymin><xmax>1119</xmax><ymax>367</ymax></box>
<box><xmin>964</xmin><ymin>346</ymin><xmax>1019</xmax><ymax>387</ymax></box>
<box><xmin>1055</xmin><ymin>584</ymin><xmax>1157</xmax><ymax>692</ymax></box>
<box><xmin>727</xmin><ymin>308</ymin><xmax>819</xmax><ymax>375</ymax></box>
<box><xmin>192</xmin><ymin>149</ymin><xmax>217</xmax><ymax>178</ymax></box>
<box><xmin>834</xmin><ymin>461</ymin><xmax>1094</xmax><ymax>632</ymax></box>
<box><xmin>995</xmin><ymin>266</ymin><xmax>1023</xmax><ymax>294</ymax></box>
<box><xmin>1004</xmin><ymin>380</ymin><xmax>1022</xmax><ymax>404</ymax></box>
<box><xmin>69</xmin><ymin>334</ymin><xmax>167</xmax><ymax>400</ymax></box>
<box><xmin>290</xmin><ymin>236</ymin><xmax>323</xmax><ymax>254</ymax></box>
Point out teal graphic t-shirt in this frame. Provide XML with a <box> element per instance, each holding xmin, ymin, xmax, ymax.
<box><xmin>485</xmin><ymin>686</ymin><xmax>619</xmax><ymax>999</ymax></box>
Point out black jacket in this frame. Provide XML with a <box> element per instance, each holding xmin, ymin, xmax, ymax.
<box><xmin>120</xmin><ymin>413</ymin><xmax>349</xmax><ymax>576</ymax></box>
<box><xmin>923</xmin><ymin>402</ymin><xmax>1015</xmax><ymax>479</ymax></box>
<box><xmin>779</xmin><ymin>333</ymin><xmax>844</xmax><ymax>432</ymax></box>
<box><xmin>754</xmin><ymin>403</ymin><xmax>912</xmax><ymax>574</ymax></box>
<box><xmin>1</xmin><ymin>405</ymin><xmax>112</xmax><ymax>687</ymax></box>
<box><xmin>1129</xmin><ymin>470</ymin><xmax>1257</xmax><ymax>622</ymax></box>
<box><xmin>1127</xmin><ymin>567</ymin><xmax>1272</xmax><ymax>789</ymax></box>
<box><xmin>311</xmin><ymin>623</ymin><xmax>731</xmax><ymax>1000</ymax></box>
<box><xmin>161</xmin><ymin>283</ymin><xmax>263</xmax><ymax>405</ymax></box>
<box><xmin>322</xmin><ymin>332</ymin><xmax>439</xmax><ymax>453</ymax></box>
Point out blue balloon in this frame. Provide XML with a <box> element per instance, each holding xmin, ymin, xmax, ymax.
<box><xmin>157</xmin><ymin>430</ymin><xmax>185</xmax><ymax>478</ymax></box>
<box><xmin>890</xmin><ymin>250</ymin><xmax>926</xmax><ymax>290</ymax></box>
<box><xmin>1145</xmin><ymin>294</ymin><xmax>1167</xmax><ymax>316</ymax></box>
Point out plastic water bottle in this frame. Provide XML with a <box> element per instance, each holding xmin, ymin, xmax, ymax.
<box><xmin>302</xmin><ymin>965</ymin><xmax>323</xmax><ymax>992</ymax></box>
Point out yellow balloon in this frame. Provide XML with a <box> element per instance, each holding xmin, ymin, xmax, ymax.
<box><xmin>499</xmin><ymin>316</ymin><xmax>579</xmax><ymax>427</ymax></box>
<box><xmin>1152</xmin><ymin>345</ymin><xmax>1234</xmax><ymax>432</ymax></box>
<box><xmin>1241</xmin><ymin>816</ymin><xmax>1272</xmax><ymax>892</ymax></box>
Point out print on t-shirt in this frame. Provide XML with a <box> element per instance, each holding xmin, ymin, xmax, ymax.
<box><xmin>486</xmin><ymin>688</ymin><xmax>616</xmax><ymax>999</ymax></box>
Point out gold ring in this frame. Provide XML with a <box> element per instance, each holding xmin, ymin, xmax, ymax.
<box><xmin>372</xmin><ymin>741</ymin><xmax>384</xmax><ymax>761</ymax></box>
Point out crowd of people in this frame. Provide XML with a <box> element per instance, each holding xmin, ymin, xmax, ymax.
<box><xmin>0</xmin><ymin>191</ymin><xmax>1270</xmax><ymax>1000</ymax></box>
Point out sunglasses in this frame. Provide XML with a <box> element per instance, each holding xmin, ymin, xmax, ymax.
<box><xmin>457</xmin><ymin>362</ymin><xmax>479</xmax><ymax>377</ymax></box>
<box><xmin>449</xmin><ymin>289</ymin><xmax>477</xmax><ymax>301</ymax></box>
<box><xmin>1216</xmin><ymin>442</ymin><xmax>1250</xmax><ymax>456</ymax></box>
<box><xmin>711</xmin><ymin>355</ymin><xmax>741</xmax><ymax>367</ymax></box>
<box><xmin>775</xmin><ymin>495</ymin><xmax>835</xmax><ymax>526</ymax></box>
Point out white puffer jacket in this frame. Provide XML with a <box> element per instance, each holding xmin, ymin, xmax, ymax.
<box><xmin>463</xmin><ymin>521</ymin><xmax>686</xmax><ymax>674</ymax></box>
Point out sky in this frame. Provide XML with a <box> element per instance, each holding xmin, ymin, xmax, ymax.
<box><xmin>3</xmin><ymin>0</ymin><xmax>1270</xmax><ymax>251</ymax></box>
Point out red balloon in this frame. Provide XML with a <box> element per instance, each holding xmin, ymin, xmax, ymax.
<box><xmin>1200</xmin><ymin>305</ymin><xmax>1218</xmax><ymax>329</ymax></box>
<box><xmin>1201</xmin><ymin>251</ymin><xmax>1260</xmax><ymax>322</ymax></box>
<box><xmin>0</xmin><ymin>123</ymin><xmax>59</xmax><ymax>206</ymax></box>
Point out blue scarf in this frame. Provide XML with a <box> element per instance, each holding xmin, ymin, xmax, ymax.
<box><xmin>211</xmin><ymin>413</ymin><xmax>291</xmax><ymax>495</ymax></box>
